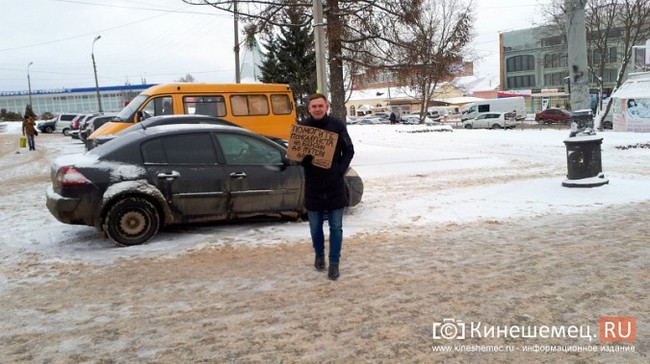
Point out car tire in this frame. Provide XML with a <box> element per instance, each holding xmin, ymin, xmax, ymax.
<box><xmin>103</xmin><ymin>197</ymin><xmax>160</xmax><ymax>246</ymax></box>
<box><xmin>464</xmin><ymin>124</ymin><xmax>472</xmax><ymax>129</ymax></box>
<box><xmin>62</xmin><ymin>128</ymin><xmax>70</xmax><ymax>136</ymax></box>
<box><xmin>44</xmin><ymin>125</ymin><xmax>54</xmax><ymax>133</ymax></box>
<box><xmin>345</xmin><ymin>172</ymin><xmax>364</xmax><ymax>207</ymax></box>
<box><xmin>491</xmin><ymin>124</ymin><xmax>502</xmax><ymax>129</ymax></box>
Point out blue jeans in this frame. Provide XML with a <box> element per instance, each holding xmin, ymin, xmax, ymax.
<box><xmin>307</xmin><ymin>208</ymin><xmax>344</xmax><ymax>264</ymax></box>
<box><xmin>26</xmin><ymin>134</ymin><xmax>35</xmax><ymax>150</ymax></box>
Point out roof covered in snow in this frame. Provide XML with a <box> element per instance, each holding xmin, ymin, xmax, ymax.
<box><xmin>451</xmin><ymin>74</ymin><xmax>500</xmax><ymax>93</ymax></box>
<box><xmin>611</xmin><ymin>72</ymin><xmax>650</xmax><ymax>99</ymax></box>
<box><xmin>348</xmin><ymin>75</ymin><xmax>500</xmax><ymax>104</ymax></box>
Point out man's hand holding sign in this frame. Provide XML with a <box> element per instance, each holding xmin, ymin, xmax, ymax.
<box><xmin>286</xmin><ymin>124</ymin><xmax>339</xmax><ymax>169</ymax></box>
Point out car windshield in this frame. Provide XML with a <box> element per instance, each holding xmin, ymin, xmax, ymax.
<box><xmin>115</xmin><ymin>94</ymin><xmax>149</xmax><ymax>122</ymax></box>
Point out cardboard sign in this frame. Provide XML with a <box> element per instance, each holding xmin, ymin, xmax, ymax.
<box><xmin>286</xmin><ymin>124</ymin><xmax>338</xmax><ymax>169</ymax></box>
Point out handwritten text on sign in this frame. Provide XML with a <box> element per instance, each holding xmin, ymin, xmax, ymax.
<box><xmin>286</xmin><ymin>124</ymin><xmax>338</xmax><ymax>169</ymax></box>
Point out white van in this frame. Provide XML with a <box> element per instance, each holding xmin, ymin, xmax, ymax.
<box><xmin>54</xmin><ymin>113</ymin><xmax>82</xmax><ymax>136</ymax></box>
<box><xmin>461</xmin><ymin>97</ymin><xmax>526</xmax><ymax>121</ymax></box>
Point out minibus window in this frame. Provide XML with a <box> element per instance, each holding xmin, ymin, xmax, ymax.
<box><xmin>270</xmin><ymin>94</ymin><xmax>292</xmax><ymax>115</ymax></box>
<box><xmin>183</xmin><ymin>96</ymin><xmax>226</xmax><ymax>117</ymax></box>
<box><xmin>141</xmin><ymin>96</ymin><xmax>173</xmax><ymax>120</ymax></box>
<box><xmin>230</xmin><ymin>95</ymin><xmax>269</xmax><ymax>116</ymax></box>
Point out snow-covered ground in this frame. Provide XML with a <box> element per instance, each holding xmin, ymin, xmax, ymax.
<box><xmin>2</xmin><ymin>121</ymin><xmax>649</xmax><ymax>362</ymax></box>
<box><xmin>1</xmin><ymin>121</ymin><xmax>650</xmax><ymax>268</ymax></box>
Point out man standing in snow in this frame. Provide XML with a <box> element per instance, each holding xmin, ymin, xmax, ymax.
<box><xmin>300</xmin><ymin>93</ymin><xmax>355</xmax><ymax>280</ymax></box>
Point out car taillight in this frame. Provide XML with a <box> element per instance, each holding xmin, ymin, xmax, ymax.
<box><xmin>55</xmin><ymin>166</ymin><xmax>91</xmax><ymax>187</ymax></box>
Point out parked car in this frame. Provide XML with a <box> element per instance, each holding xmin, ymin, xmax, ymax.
<box><xmin>46</xmin><ymin>124</ymin><xmax>364</xmax><ymax>246</ymax></box>
<box><xmin>36</xmin><ymin>118</ymin><xmax>57</xmax><ymax>133</ymax></box>
<box><xmin>71</xmin><ymin>113</ymin><xmax>99</xmax><ymax>139</ymax></box>
<box><xmin>346</xmin><ymin>116</ymin><xmax>359</xmax><ymax>125</ymax></box>
<box><xmin>463</xmin><ymin>112</ymin><xmax>518</xmax><ymax>129</ymax></box>
<box><xmin>602</xmin><ymin>115</ymin><xmax>613</xmax><ymax>129</ymax></box>
<box><xmin>90</xmin><ymin>114</ymin><xmax>238</xmax><ymax>150</ymax></box>
<box><xmin>54</xmin><ymin>113</ymin><xmax>82</xmax><ymax>135</ymax></box>
<box><xmin>402</xmin><ymin>113</ymin><xmax>437</xmax><ymax>125</ymax></box>
<box><xmin>373</xmin><ymin>112</ymin><xmax>391</xmax><ymax>122</ymax></box>
<box><xmin>535</xmin><ymin>108</ymin><xmax>571</xmax><ymax>124</ymax></box>
<box><xmin>79</xmin><ymin>113</ymin><xmax>119</xmax><ymax>145</ymax></box>
<box><xmin>354</xmin><ymin>115</ymin><xmax>383</xmax><ymax>125</ymax></box>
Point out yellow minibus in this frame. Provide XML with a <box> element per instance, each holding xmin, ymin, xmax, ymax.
<box><xmin>88</xmin><ymin>83</ymin><xmax>296</xmax><ymax>142</ymax></box>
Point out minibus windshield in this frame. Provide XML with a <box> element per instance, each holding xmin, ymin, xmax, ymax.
<box><xmin>116</xmin><ymin>94</ymin><xmax>149</xmax><ymax>122</ymax></box>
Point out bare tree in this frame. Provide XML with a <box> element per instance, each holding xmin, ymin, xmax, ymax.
<box><xmin>175</xmin><ymin>74</ymin><xmax>196</xmax><ymax>83</ymax></box>
<box><xmin>181</xmin><ymin>0</ymin><xmax>475</xmax><ymax>121</ymax></box>
<box><xmin>541</xmin><ymin>0</ymin><xmax>650</xmax><ymax>127</ymax></box>
<box><xmin>386</xmin><ymin>0</ymin><xmax>474</xmax><ymax>123</ymax></box>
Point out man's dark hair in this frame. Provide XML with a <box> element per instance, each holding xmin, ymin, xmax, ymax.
<box><xmin>308</xmin><ymin>93</ymin><xmax>328</xmax><ymax>104</ymax></box>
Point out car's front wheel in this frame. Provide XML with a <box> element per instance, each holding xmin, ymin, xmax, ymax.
<box><xmin>464</xmin><ymin>124</ymin><xmax>472</xmax><ymax>129</ymax></box>
<box><xmin>44</xmin><ymin>125</ymin><xmax>53</xmax><ymax>133</ymax></box>
<box><xmin>103</xmin><ymin>197</ymin><xmax>160</xmax><ymax>246</ymax></box>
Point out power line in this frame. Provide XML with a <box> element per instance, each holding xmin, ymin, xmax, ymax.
<box><xmin>0</xmin><ymin>1</ymin><xmax>225</xmax><ymax>52</ymax></box>
<box><xmin>50</xmin><ymin>0</ymin><xmax>223</xmax><ymax>16</ymax></box>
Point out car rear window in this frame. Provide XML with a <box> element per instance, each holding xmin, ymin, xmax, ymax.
<box><xmin>60</xmin><ymin>114</ymin><xmax>78</xmax><ymax>121</ymax></box>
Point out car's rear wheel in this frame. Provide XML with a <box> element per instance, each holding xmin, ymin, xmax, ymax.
<box><xmin>62</xmin><ymin>128</ymin><xmax>70</xmax><ymax>136</ymax></box>
<box><xmin>491</xmin><ymin>124</ymin><xmax>502</xmax><ymax>129</ymax></box>
<box><xmin>103</xmin><ymin>197</ymin><xmax>160</xmax><ymax>246</ymax></box>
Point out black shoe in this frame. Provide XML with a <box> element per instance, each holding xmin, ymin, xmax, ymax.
<box><xmin>314</xmin><ymin>256</ymin><xmax>325</xmax><ymax>271</ymax></box>
<box><xmin>328</xmin><ymin>264</ymin><xmax>340</xmax><ymax>280</ymax></box>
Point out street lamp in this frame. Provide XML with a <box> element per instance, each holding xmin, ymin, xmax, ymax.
<box><xmin>91</xmin><ymin>35</ymin><xmax>103</xmax><ymax>112</ymax></box>
<box><xmin>27</xmin><ymin>61</ymin><xmax>33</xmax><ymax>107</ymax></box>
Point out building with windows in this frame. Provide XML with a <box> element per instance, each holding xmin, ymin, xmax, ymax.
<box><xmin>345</xmin><ymin>63</ymin><xmax>496</xmax><ymax>117</ymax></box>
<box><xmin>500</xmin><ymin>26</ymin><xmax>646</xmax><ymax>112</ymax></box>
<box><xmin>0</xmin><ymin>83</ymin><xmax>156</xmax><ymax>116</ymax></box>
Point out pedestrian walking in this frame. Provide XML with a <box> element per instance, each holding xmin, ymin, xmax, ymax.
<box><xmin>22</xmin><ymin>114</ymin><xmax>38</xmax><ymax>151</ymax></box>
<box><xmin>389</xmin><ymin>111</ymin><xmax>397</xmax><ymax>124</ymax></box>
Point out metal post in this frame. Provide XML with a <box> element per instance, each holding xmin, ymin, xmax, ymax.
<box><xmin>234</xmin><ymin>0</ymin><xmax>241</xmax><ymax>83</ymax></box>
<box><xmin>27</xmin><ymin>61</ymin><xmax>33</xmax><ymax>107</ymax></box>
<box><xmin>312</xmin><ymin>0</ymin><xmax>328</xmax><ymax>95</ymax></box>
<box><xmin>92</xmin><ymin>35</ymin><xmax>103</xmax><ymax>112</ymax></box>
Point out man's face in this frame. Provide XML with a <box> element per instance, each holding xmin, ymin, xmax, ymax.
<box><xmin>308</xmin><ymin>97</ymin><xmax>329</xmax><ymax>120</ymax></box>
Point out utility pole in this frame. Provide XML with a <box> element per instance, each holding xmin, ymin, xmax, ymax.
<box><xmin>92</xmin><ymin>35</ymin><xmax>103</xmax><ymax>112</ymax></box>
<box><xmin>312</xmin><ymin>0</ymin><xmax>328</xmax><ymax>95</ymax></box>
<box><xmin>234</xmin><ymin>0</ymin><xmax>241</xmax><ymax>83</ymax></box>
<box><xmin>27</xmin><ymin>61</ymin><xmax>34</xmax><ymax>107</ymax></box>
<box><xmin>565</xmin><ymin>0</ymin><xmax>590</xmax><ymax>111</ymax></box>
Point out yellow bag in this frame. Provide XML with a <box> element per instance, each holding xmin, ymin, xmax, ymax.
<box><xmin>20</xmin><ymin>136</ymin><xmax>26</xmax><ymax>148</ymax></box>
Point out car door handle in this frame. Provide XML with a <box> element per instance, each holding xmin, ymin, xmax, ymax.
<box><xmin>157</xmin><ymin>171</ymin><xmax>180</xmax><ymax>180</ymax></box>
<box><xmin>229</xmin><ymin>172</ymin><xmax>247</xmax><ymax>179</ymax></box>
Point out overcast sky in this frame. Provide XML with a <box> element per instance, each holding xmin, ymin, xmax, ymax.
<box><xmin>1</xmin><ymin>0</ymin><xmax>544</xmax><ymax>93</ymax></box>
